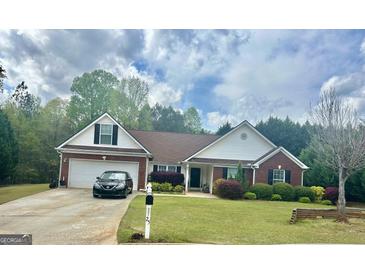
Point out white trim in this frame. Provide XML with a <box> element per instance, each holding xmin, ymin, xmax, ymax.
<box><xmin>57</xmin><ymin>152</ymin><xmax>62</xmax><ymax>185</ymax></box>
<box><xmin>99</xmin><ymin>123</ymin><xmax>113</xmax><ymax>145</ymax></box>
<box><xmin>58</xmin><ymin>148</ymin><xmax>148</xmax><ymax>157</ymax></box>
<box><xmin>183</xmin><ymin>120</ymin><xmax>276</xmax><ymax>161</ymax></box>
<box><xmin>185</xmin><ymin>163</ymin><xmax>189</xmax><ymax>193</ymax></box>
<box><xmin>272</xmin><ymin>168</ymin><xmax>285</xmax><ymax>183</ymax></box>
<box><xmin>252</xmin><ymin>167</ymin><xmax>256</xmax><ymax>185</ymax></box>
<box><xmin>145</xmin><ymin>157</ymin><xmax>149</xmax><ymax>189</ymax></box>
<box><xmin>254</xmin><ymin>147</ymin><xmax>309</xmax><ymax>169</ymax></box>
<box><xmin>56</xmin><ymin>113</ymin><xmax>151</xmax><ymax>154</ymax></box>
<box><xmin>209</xmin><ymin>166</ymin><xmax>214</xmax><ymax>194</ymax></box>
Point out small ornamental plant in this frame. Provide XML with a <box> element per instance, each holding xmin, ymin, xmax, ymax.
<box><xmin>310</xmin><ymin>186</ymin><xmax>325</xmax><ymax>201</ymax></box>
<box><xmin>151</xmin><ymin>182</ymin><xmax>160</xmax><ymax>192</ymax></box>
<box><xmin>298</xmin><ymin>197</ymin><xmax>311</xmax><ymax>203</ymax></box>
<box><xmin>321</xmin><ymin>200</ymin><xmax>333</xmax><ymax>206</ymax></box>
<box><xmin>324</xmin><ymin>187</ymin><xmax>339</xmax><ymax>204</ymax></box>
<box><xmin>173</xmin><ymin>185</ymin><xmax>184</xmax><ymax>193</ymax></box>
<box><xmin>159</xmin><ymin>182</ymin><xmax>173</xmax><ymax>192</ymax></box>
<box><xmin>213</xmin><ymin>178</ymin><xmax>225</xmax><ymax>195</ymax></box>
<box><xmin>271</xmin><ymin>194</ymin><xmax>282</xmax><ymax>201</ymax></box>
<box><xmin>243</xmin><ymin>192</ymin><xmax>257</xmax><ymax>200</ymax></box>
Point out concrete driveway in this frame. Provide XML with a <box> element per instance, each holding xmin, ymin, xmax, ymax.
<box><xmin>0</xmin><ymin>188</ymin><xmax>137</xmax><ymax>244</ymax></box>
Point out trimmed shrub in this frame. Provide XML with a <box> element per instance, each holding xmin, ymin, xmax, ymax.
<box><xmin>213</xmin><ymin>178</ymin><xmax>225</xmax><ymax>195</ymax></box>
<box><xmin>271</xmin><ymin>194</ymin><xmax>282</xmax><ymax>201</ymax></box>
<box><xmin>294</xmin><ymin>186</ymin><xmax>315</xmax><ymax>202</ymax></box>
<box><xmin>249</xmin><ymin>183</ymin><xmax>273</xmax><ymax>200</ymax></box>
<box><xmin>216</xmin><ymin>180</ymin><xmax>243</xmax><ymax>200</ymax></box>
<box><xmin>243</xmin><ymin>192</ymin><xmax>257</xmax><ymax>200</ymax></box>
<box><xmin>149</xmin><ymin>172</ymin><xmax>184</xmax><ymax>186</ymax></box>
<box><xmin>151</xmin><ymin>182</ymin><xmax>160</xmax><ymax>192</ymax></box>
<box><xmin>324</xmin><ymin>187</ymin><xmax>338</xmax><ymax>204</ymax></box>
<box><xmin>310</xmin><ymin>186</ymin><xmax>325</xmax><ymax>201</ymax></box>
<box><xmin>173</xmin><ymin>185</ymin><xmax>184</xmax><ymax>193</ymax></box>
<box><xmin>159</xmin><ymin>182</ymin><xmax>173</xmax><ymax>192</ymax></box>
<box><xmin>273</xmin><ymin>182</ymin><xmax>294</xmax><ymax>201</ymax></box>
<box><xmin>321</xmin><ymin>199</ymin><xmax>333</xmax><ymax>205</ymax></box>
<box><xmin>298</xmin><ymin>197</ymin><xmax>311</xmax><ymax>203</ymax></box>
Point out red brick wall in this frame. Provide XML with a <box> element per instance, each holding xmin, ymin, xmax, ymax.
<box><xmin>254</xmin><ymin>151</ymin><xmax>303</xmax><ymax>186</ymax></box>
<box><xmin>60</xmin><ymin>153</ymin><xmax>147</xmax><ymax>190</ymax></box>
<box><xmin>213</xmin><ymin>167</ymin><xmax>223</xmax><ymax>182</ymax></box>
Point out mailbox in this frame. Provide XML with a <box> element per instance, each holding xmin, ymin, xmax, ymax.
<box><xmin>146</xmin><ymin>195</ymin><xmax>154</xmax><ymax>205</ymax></box>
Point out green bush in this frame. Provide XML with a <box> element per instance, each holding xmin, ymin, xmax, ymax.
<box><xmin>321</xmin><ymin>199</ymin><xmax>333</xmax><ymax>205</ymax></box>
<box><xmin>160</xmin><ymin>182</ymin><xmax>173</xmax><ymax>192</ymax></box>
<box><xmin>294</xmin><ymin>186</ymin><xmax>315</xmax><ymax>202</ymax></box>
<box><xmin>298</xmin><ymin>197</ymin><xmax>311</xmax><ymax>203</ymax></box>
<box><xmin>243</xmin><ymin>192</ymin><xmax>257</xmax><ymax>200</ymax></box>
<box><xmin>173</xmin><ymin>185</ymin><xmax>184</xmax><ymax>193</ymax></box>
<box><xmin>213</xmin><ymin>178</ymin><xmax>225</xmax><ymax>195</ymax></box>
<box><xmin>151</xmin><ymin>182</ymin><xmax>160</xmax><ymax>192</ymax></box>
<box><xmin>271</xmin><ymin>194</ymin><xmax>282</xmax><ymax>201</ymax></box>
<box><xmin>273</xmin><ymin>182</ymin><xmax>295</xmax><ymax>201</ymax></box>
<box><xmin>249</xmin><ymin>183</ymin><xmax>273</xmax><ymax>200</ymax></box>
<box><xmin>310</xmin><ymin>186</ymin><xmax>325</xmax><ymax>201</ymax></box>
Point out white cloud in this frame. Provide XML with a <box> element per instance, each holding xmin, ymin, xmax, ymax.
<box><xmin>206</xmin><ymin>111</ymin><xmax>238</xmax><ymax>130</ymax></box>
<box><xmin>361</xmin><ymin>38</ymin><xmax>365</xmax><ymax>56</ymax></box>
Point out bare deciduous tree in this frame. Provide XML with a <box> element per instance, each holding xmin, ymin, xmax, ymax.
<box><xmin>310</xmin><ymin>88</ymin><xmax>365</xmax><ymax>222</ymax></box>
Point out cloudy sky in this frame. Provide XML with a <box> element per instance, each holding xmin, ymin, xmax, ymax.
<box><xmin>1</xmin><ymin>29</ymin><xmax>365</xmax><ymax>130</ymax></box>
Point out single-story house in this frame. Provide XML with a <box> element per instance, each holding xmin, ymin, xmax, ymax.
<box><xmin>56</xmin><ymin>112</ymin><xmax>308</xmax><ymax>193</ymax></box>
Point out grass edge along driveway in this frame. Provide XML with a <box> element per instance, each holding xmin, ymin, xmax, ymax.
<box><xmin>117</xmin><ymin>195</ymin><xmax>365</xmax><ymax>244</ymax></box>
<box><xmin>0</xmin><ymin>184</ymin><xmax>49</xmax><ymax>205</ymax></box>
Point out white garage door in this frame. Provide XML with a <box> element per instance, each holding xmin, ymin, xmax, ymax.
<box><xmin>68</xmin><ymin>159</ymin><xmax>139</xmax><ymax>190</ymax></box>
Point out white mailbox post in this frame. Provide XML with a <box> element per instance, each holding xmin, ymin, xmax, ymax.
<box><xmin>145</xmin><ymin>182</ymin><xmax>153</xmax><ymax>239</ymax></box>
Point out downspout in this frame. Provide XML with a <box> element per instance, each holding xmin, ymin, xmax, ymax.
<box><xmin>250</xmin><ymin>164</ymin><xmax>257</xmax><ymax>186</ymax></box>
<box><xmin>57</xmin><ymin>150</ymin><xmax>62</xmax><ymax>188</ymax></box>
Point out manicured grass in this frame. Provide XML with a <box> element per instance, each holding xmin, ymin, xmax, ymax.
<box><xmin>118</xmin><ymin>196</ymin><xmax>365</xmax><ymax>244</ymax></box>
<box><xmin>0</xmin><ymin>184</ymin><xmax>49</xmax><ymax>205</ymax></box>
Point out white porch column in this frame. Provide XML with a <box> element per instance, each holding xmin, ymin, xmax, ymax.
<box><xmin>252</xmin><ymin>168</ymin><xmax>256</xmax><ymax>185</ymax></box>
<box><xmin>209</xmin><ymin>165</ymin><xmax>214</xmax><ymax>194</ymax></box>
<box><xmin>185</xmin><ymin>163</ymin><xmax>189</xmax><ymax>193</ymax></box>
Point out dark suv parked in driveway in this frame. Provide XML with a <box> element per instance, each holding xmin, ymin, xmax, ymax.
<box><xmin>93</xmin><ymin>171</ymin><xmax>133</xmax><ymax>198</ymax></box>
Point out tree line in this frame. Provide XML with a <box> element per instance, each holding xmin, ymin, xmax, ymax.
<box><xmin>0</xmin><ymin>68</ymin><xmax>205</xmax><ymax>184</ymax></box>
<box><xmin>1</xmin><ymin>65</ymin><xmax>365</xmax><ymax>208</ymax></box>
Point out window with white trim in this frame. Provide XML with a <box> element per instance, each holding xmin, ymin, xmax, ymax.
<box><xmin>100</xmin><ymin>124</ymin><xmax>113</xmax><ymax>145</ymax></box>
<box><xmin>158</xmin><ymin>165</ymin><xmax>178</xmax><ymax>172</ymax></box>
<box><xmin>227</xmin><ymin>168</ymin><xmax>238</xmax><ymax>179</ymax></box>
<box><xmin>273</xmin><ymin>169</ymin><xmax>285</xmax><ymax>183</ymax></box>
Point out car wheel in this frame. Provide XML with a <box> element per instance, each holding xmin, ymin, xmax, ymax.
<box><xmin>129</xmin><ymin>188</ymin><xmax>133</xmax><ymax>194</ymax></box>
<box><xmin>93</xmin><ymin>194</ymin><xmax>98</xmax><ymax>198</ymax></box>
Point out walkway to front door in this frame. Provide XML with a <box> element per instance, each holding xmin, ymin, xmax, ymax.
<box><xmin>190</xmin><ymin>167</ymin><xmax>201</xmax><ymax>188</ymax></box>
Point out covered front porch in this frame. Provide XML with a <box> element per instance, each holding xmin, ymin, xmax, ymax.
<box><xmin>183</xmin><ymin>163</ymin><xmax>214</xmax><ymax>193</ymax></box>
<box><xmin>182</xmin><ymin>160</ymin><xmax>254</xmax><ymax>193</ymax></box>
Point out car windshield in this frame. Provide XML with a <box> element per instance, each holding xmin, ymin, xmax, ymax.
<box><xmin>100</xmin><ymin>172</ymin><xmax>126</xmax><ymax>180</ymax></box>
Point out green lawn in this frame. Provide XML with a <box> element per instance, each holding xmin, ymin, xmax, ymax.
<box><xmin>0</xmin><ymin>184</ymin><xmax>49</xmax><ymax>205</ymax></box>
<box><xmin>118</xmin><ymin>195</ymin><xmax>365</xmax><ymax>244</ymax></box>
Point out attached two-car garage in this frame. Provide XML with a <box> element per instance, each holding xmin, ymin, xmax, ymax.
<box><xmin>68</xmin><ymin>159</ymin><xmax>139</xmax><ymax>190</ymax></box>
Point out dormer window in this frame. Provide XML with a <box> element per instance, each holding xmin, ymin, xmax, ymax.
<box><xmin>100</xmin><ymin>124</ymin><xmax>113</xmax><ymax>145</ymax></box>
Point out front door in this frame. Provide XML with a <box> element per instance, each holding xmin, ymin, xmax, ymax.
<box><xmin>190</xmin><ymin>168</ymin><xmax>201</xmax><ymax>188</ymax></box>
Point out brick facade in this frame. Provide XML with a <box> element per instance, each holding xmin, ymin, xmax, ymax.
<box><xmin>211</xmin><ymin>152</ymin><xmax>303</xmax><ymax>186</ymax></box>
<box><xmin>254</xmin><ymin>151</ymin><xmax>303</xmax><ymax>186</ymax></box>
<box><xmin>212</xmin><ymin>167</ymin><xmax>223</xmax><ymax>182</ymax></box>
<box><xmin>60</xmin><ymin>153</ymin><xmax>147</xmax><ymax>190</ymax></box>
